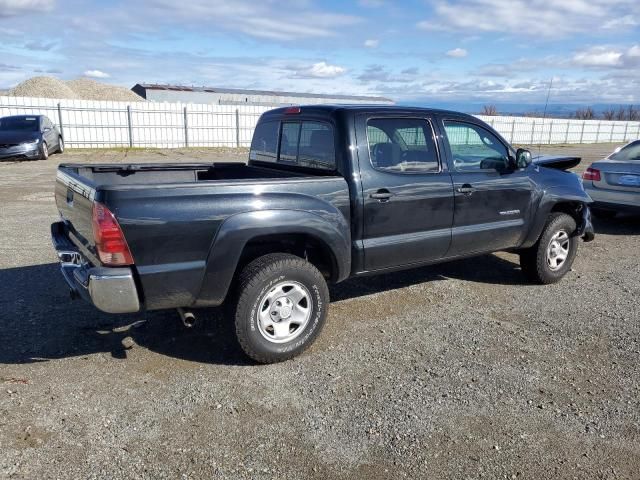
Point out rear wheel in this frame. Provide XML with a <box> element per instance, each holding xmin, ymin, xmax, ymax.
<box><xmin>233</xmin><ymin>253</ymin><xmax>329</xmax><ymax>363</ymax></box>
<box><xmin>57</xmin><ymin>137</ymin><xmax>64</xmax><ymax>154</ymax></box>
<box><xmin>520</xmin><ymin>212</ymin><xmax>578</xmax><ymax>284</ymax></box>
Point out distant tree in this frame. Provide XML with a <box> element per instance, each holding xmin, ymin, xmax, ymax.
<box><xmin>602</xmin><ymin>108</ymin><xmax>615</xmax><ymax>120</ymax></box>
<box><xmin>628</xmin><ymin>105</ymin><xmax>639</xmax><ymax>121</ymax></box>
<box><xmin>573</xmin><ymin>107</ymin><xmax>595</xmax><ymax>120</ymax></box>
<box><xmin>615</xmin><ymin>106</ymin><xmax>627</xmax><ymax>121</ymax></box>
<box><xmin>481</xmin><ymin>105</ymin><xmax>498</xmax><ymax>116</ymax></box>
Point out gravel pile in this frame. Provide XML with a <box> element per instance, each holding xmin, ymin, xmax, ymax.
<box><xmin>6</xmin><ymin>76</ymin><xmax>143</xmax><ymax>102</ymax></box>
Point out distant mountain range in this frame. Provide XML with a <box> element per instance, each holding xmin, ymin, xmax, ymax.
<box><xmin>402</xmin><ymin>101</ymin><xmax>639</xmax><ymax>118</ymax></box>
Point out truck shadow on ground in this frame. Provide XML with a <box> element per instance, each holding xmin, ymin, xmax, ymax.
<box><xmin>0</xmin><ymin>213</ymin><xmax>636</xmax><ymax>366</ymax></box>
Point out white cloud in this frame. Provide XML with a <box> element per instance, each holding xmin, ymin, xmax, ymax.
<box><xmin>149</xmin><ymin>0</ymin><xmax>361</xmax><ymax>41</ymax></box>
<box><xmin>0</xmin><ymin>0</ymin><xmax>54</xmax><ymax>17</ymax></box>
<box><xmin>446</xmin><ymin>48</ymin><xmax>468</xmax><ymax>58</ymax></box>
<box><xmin>364</xmin><ymin>39</ymin><xmax>379</xmax><ymax>48</ymax></box>
<box><xmin>573</xmin><ymin>45</ymin><xmax>640</xmax><ymax>68</ymax></box>
<box><xmin>417</xmin><ymin>0</ymin><xmax>638</xmax><ymax>38</ymax></box>
<box><xmin>294</xmin><ymin>62</ymin><xmax>346</xmax><ymax>78</ymax></box>
<box><xmin>602</xmin><ymin>14</ymin><xmax>638</xmax><ymax>29</ymax></box>
<box><xmin>573</xmin><ymin>48</ymin><xmax>622</xmax><ymax>67</ymax></box>
<box><xmin>84</xmin><ymin>69</ymin><xmax>110</xmax><ymax>78</ymax></box>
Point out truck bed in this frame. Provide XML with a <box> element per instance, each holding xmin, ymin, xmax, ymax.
<box><xmin>62</xmin><ymin>161</ymin><xmax>305</xmax><ymax>187</ymax></box>
<box><xmin>54</xmin><ymin>161</ymin><xmax>351</xmax><ymax>310</ymax></box>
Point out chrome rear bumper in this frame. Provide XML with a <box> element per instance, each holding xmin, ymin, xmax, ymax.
<box><xmin>51</xmin><ymin>222</ymin><xmax>140</xmax><ymax>314</ymax></box>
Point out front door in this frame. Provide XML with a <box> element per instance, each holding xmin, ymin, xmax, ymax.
<box><xmin>355</xmin><ymin>114</ymin><xmax>454</xmax><ymax>272</ymax></box>
<box><xmin>440</xmin><ymin>119</ymin><xmax>534</xmax><ymax>257</ymax></box>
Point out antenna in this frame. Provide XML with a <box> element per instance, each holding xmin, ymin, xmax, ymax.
<box><xmin>538</xmin><ymin>77</ymin><xmax>553</xmax><ymax>157</ymax></box>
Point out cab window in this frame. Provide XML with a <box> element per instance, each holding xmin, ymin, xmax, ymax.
<box><xmin>443</xmin><ymin>121</ymin><xmax>509</xmax><ymax>171</ymax></box>
<box><xmin>366</xmin><ymin>118</ymin><xmax>439</xmax><ymax>173</ymax></box>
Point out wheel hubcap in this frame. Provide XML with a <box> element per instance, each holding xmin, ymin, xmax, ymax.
<box><xmin>546</xmin><ymin>230</ymin><xmax>570</xmax><ymax>271</ymax></box>
<box><xmin>257</xmin><ymin>281</ymin><xmax>311</xmax><ymax>343</ymax></box>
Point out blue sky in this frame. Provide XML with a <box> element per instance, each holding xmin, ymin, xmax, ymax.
<box><xmin>1</xmin><ymin>0</ymin><xmax>639</xmax><ymax>105</ymax></box>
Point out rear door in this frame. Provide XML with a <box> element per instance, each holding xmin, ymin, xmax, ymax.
<box><xmin>355</xmin><ymin>114</ymin><xmax>454</xmax><ymax>271</ymax></box>
<box><xmin>439</xmin><ymin>118</ymin><xmax>534</xmax><ymax>256</ymax></box>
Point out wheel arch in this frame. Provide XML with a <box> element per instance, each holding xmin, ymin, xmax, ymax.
<box><xmin>193</xmin><ymin>209</ymin><xmax>351</xmax><ymax>307</ymax></box>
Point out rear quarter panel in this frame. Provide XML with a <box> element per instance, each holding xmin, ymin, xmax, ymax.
<box><xmin>103</xmin><ymin>177</ymin><xmax>350</xmax><ymax>310</ymax></box>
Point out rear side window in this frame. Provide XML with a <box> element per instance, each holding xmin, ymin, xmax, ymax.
<box><xmin>366</xmin><ymin>118</ymin><xmax>439</xmax><ymax>173</ymax></box>
<box><xmin>609</xmin><ymin>140</ymin><xmax>640</xmax><ymax>161</ymax></box>
<box><xmin>250</xmin><ymin>119</ymin><xmax>336</xmax><ymax>171</ymax></box>
<box><xmin>250</xmin><ymin>120</ymin><xmax>278</xmax><ymax>162</ymax></box>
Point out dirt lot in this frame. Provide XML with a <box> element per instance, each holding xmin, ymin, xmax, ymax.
<box><xmin>1</xmin><ymin>144</ymin><xmax>639</xmax><ymax>479</ymax></box>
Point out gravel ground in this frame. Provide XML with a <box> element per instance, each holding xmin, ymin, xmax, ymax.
<box><xmin>1</xmin><ymin>144</ymin><xmax>639</xmax><ymax>479</ymax></box>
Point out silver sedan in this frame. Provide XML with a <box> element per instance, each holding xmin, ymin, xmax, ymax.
<box><xmin>583</xmin><ymin>140</ymin><xmax>640</xmax><ymax>218</ymax></box>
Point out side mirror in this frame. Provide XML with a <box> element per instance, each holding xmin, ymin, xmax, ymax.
<box><xmin>516</xmin><ymin>148</ymin><xmax>532</xmax><ymax>168</ymax></box>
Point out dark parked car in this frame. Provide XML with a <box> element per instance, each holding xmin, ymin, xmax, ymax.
<box><xmin>0</xmin><ymin>114</ymin><xmax>64</xmax><ymax>160</ymax></box>
<box><xmin>51</xmin><ymin>105</ymin><xmax>594</xmax><ymax>363</ymax></box>
<box><xmin>583</xmin><ymin>140</ymin><xmax>640</xmax><ymax>218</ymax></box>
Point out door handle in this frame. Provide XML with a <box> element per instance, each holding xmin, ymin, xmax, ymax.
<box><xmin>456</xmin><ymin>184</ymin><xmax>476</xmax><ymax>195</ymax></box>
<box><xmin>370</xmin><ymin>189</ymin><xmax>394</xmax><ymax>201</ymax></box>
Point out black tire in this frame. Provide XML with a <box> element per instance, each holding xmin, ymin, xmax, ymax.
<box><xmin>39</xmin><ymin>141</ymin><xmax>49</xmax><ymax>160</ymax></box>
<box><xmin>233</xmin><ymin>253</ymin><xmax>329</xmax><ymax>364</ymax></box>
<box><xmin>591</xmin><ymin>207</ymin><xmax>616</xmax><ymax>220</ymax></box>
<box><xmin>519</xmin><ymin>212</ymin><xmax>578</xmax><ymax>284</ymax></box>
<box><xmin>57</xmin><ymin>137</ymin><xmax>64</xmax><ymax>154</ymax></box>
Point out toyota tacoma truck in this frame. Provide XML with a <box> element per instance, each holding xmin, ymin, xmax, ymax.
<box><xmin>52</xmin><ymin>105</ymin><xmax>594</xmax><ymax>363</ymax></box>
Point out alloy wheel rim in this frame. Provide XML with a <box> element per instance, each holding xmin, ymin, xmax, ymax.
<box><xmin>257</xmin><ymin>281</ymin><xmax>312</xmax><ymax>343</ymax></box>
<box><xmin>546</xmin><ymin>230</ymin><xmax>570</xmax><ymax>271</ymax></box>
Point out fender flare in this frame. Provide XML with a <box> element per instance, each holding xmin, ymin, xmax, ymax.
<box><xmin>194</xmin><ymin>209</ymin><xmax>351</xmax><ymax>306</ymax></box>
<box><xmin>521</xmin><ymin>185</ymin><xmax>592</xmax><ymax>248</ymax></box>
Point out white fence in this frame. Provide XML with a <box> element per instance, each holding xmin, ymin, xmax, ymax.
<box><xmin>1</xmin><ymin>95</ymin><xmax>640</xmax><ymax>148</ymax></box>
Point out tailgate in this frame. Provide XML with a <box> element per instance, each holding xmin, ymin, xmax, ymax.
<box><xmin>55</xmin><ymin>167</ymin><xmax>97</xmax><ymax>256</ymax></box>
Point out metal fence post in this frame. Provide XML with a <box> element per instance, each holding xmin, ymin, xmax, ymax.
<box><xmin>126</xmin><ymin>105</ymin><xmax>133</xmax><ymax>148</ymax></box>
<box><xmin>510</xmin><ymin>117</ymin><xmax>516</xmax><ymax>143</ymax></box>
<box><xmin>623</xmin><ymin>122</ymin><xmax>629</xmax><ymax>141</ymax></box>
<box><xmin>548</xmin><ymin>120</ymin><xmax>553</xmax><ymax>144</ymax></box>
<box><xmin>183</xmin><ymin>106</ymin><xmax>189</xmax><ymax>148</ymax></box>
<box><xmin>564</xmin><ymin>121</ymin><xmax>570</xmax><ymax>144</ymax></box>
<box><xmin>637</xmin><ymin>122</ymin><xmax>640</xmax><ymax>139</ymax></box>
<box><xmin>580</xmin><ymin>121</ymin><xmax>586</xmax><ymax>144</ymax></box>
<box><xmin>530</xmin><ymin>120</ymin><xmax>535</xmax><ymax>144</ymax></box>
<box><xmin>609</xmin><ymin>122</ymin><xmax>615</xmax><ymax>142</ymax></box>
<box><xmin>57</xmin><ymin>102</ymin><xmax>64</xmax><ymax>140</ymax></box>
<box><xmin>235</xmin><ymin>109</ymin><xmax>240</xmax><ymax>148</ymax></box>
<box><xmin>596</xmin><ymin>121</ymin><xmax>601</xmax><ymax>143</ymax></box>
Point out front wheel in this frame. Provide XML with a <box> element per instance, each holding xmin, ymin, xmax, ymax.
<box><xmin>57</xmin><ymin>137</ymin><xmax>64</xmax><ymax>154</ymax></box>
<box><xmin>233</xmin><ymin>253</ymin><xmax>329</xmax><ymax>363</ymax></box>
<box><xmin>39</xmin><ymin>141</ymin><xmax>49</xmax><ymax>160</ymax></box>
<box><xmin>519</xmin><ymin>212</ymin><xmax>578</xmax><ymax>284</ymax></box>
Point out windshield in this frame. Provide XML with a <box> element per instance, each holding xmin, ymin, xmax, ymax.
<box><xmin>0</xmin><ymin>117</ymin><xmax>40</xmax><ymax>132</ymax></box>
<box><xmin>609</xmin><ymin>141</ymin><xmax>640</xmax><ymax>161</ymax></box>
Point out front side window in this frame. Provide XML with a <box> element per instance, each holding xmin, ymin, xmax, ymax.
<box><xmin>366</xmin><ymin>118</ymin><xmax>439</xmax><ymax>173</ymax></box>
<box><xmin>443</xmin><ymin>121</ymin><xmax>509</xmax><ymax>171</ymax></box>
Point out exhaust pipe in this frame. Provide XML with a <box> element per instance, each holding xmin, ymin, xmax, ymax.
<box><xmin>177</xmin><ymin>308</ymin><xmax>197</xmax><ymax>328</ymax></box>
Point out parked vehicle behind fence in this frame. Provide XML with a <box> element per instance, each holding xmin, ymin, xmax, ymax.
<box><xmin>51</xmin><ymin>105</ymin><xmax>595</xmax><ymax>363</ymax></box>
<box><xmin>0</xmin><ymin>115</ymin><xmax>64</xmax><ymax>160</ymax></box>
<box><xmin>583</xmin><ymin>140</ymin><xmax>640</xmax><ymax>218</ymax></box>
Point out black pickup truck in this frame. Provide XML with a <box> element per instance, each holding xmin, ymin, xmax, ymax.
<box><xmin>52</xmin><ymin>105</ymin><xmax>594</xmax><ymax>363</ymax></box>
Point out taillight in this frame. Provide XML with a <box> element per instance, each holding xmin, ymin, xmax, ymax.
<box><xmin>582</xmin><ymin>167</ymin><xmax>601</xmax><ymax>182</ymax></box>
<box><xmin>92</xmin><ymin>203</ymin><xmax>134</xmax><ymax>266</ymax></box>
